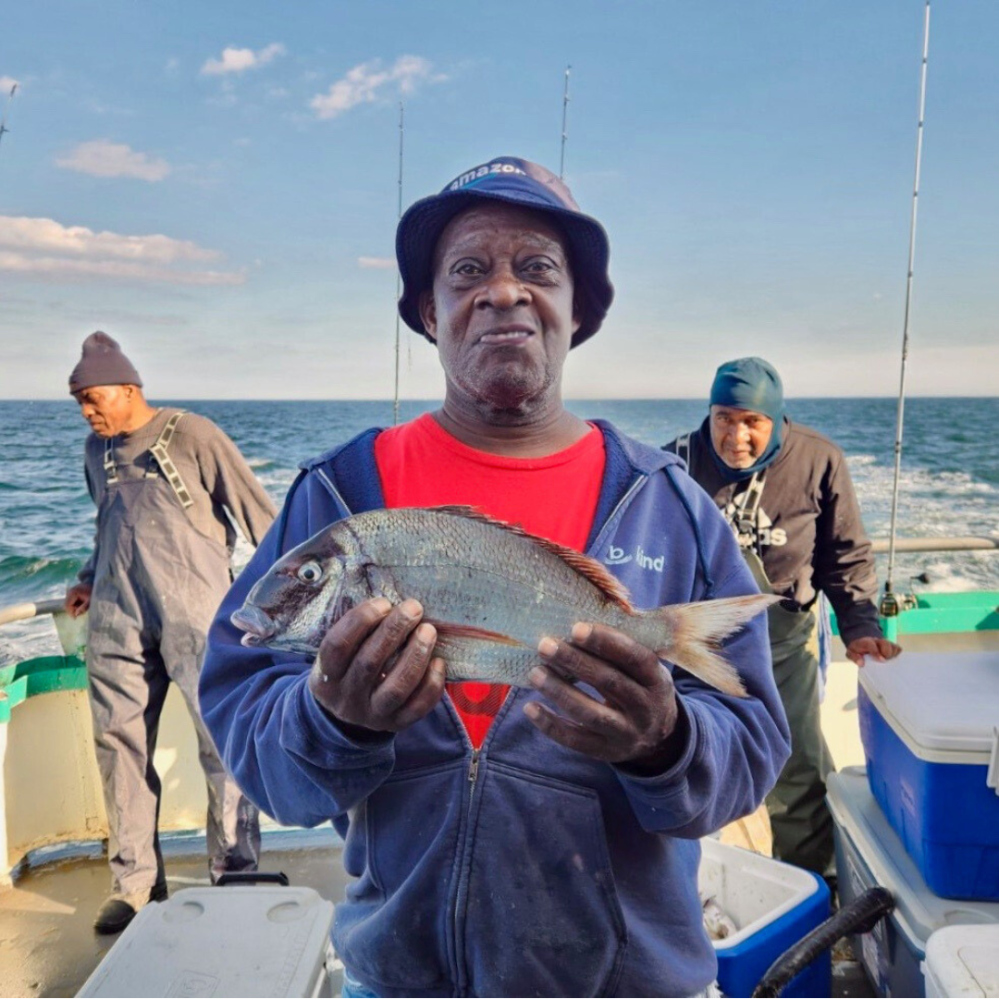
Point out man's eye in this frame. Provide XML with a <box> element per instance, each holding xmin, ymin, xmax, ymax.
<box><xmin>523</xmin><ymin>259</ymin><xmax>555</xmax><ymax>275</ymax></box>
<box><xmin>297</xmin><ymin>561</ymin><xmax>324</xmax><ymax>584</ymax></box>
<box><xmin>453</xmin><ymin>262</ymin><xmax>482</xmax><ymax>276</ymax></box>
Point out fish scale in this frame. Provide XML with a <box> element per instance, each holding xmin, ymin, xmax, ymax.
<box><xmin>232</xmin><ymin>506</ymin><xmax>777</xmax><ymax>696</ymax></box>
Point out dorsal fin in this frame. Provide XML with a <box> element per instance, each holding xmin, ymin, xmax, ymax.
<box><xmin>425</xmin><ymin>505</ymin><xmax>636</xmax><ymax>614</ymax></box>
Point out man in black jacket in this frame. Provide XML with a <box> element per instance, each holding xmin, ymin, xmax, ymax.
<box><xmin>666</xmin><ymin>356</ymin><xmax>900</xmax><ymax>876</ymax></box>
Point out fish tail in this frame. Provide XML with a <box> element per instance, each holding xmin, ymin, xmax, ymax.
<box><xmin>648</xmin><ymin>594</ymin><xmax>779</xmax><ymax>698</ymax></box>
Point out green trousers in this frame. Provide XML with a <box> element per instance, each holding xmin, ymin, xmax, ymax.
<box><xmin>764</xmin><ymin>602</ymin><xmax>835</xmax><ymax>876</ymax></box>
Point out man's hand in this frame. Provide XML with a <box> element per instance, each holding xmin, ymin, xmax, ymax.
<box><xmin>524</xmin><ymin>622</ymin><xmax>685</xmax><ymax>774</ymax></box>
<box><xmin>845</xmin><ymin>636</ymin><xmax>902</xmax><ymax>667</ymax></box>
<box><xmin>308</xmin><ymin>597</ymin><xmax>446</xmax><ymax>735</ymax></box>
<box><xmin>65</xmin><ymin>583</ymin><xmax>92</xmax><ymax>618</ymax></box>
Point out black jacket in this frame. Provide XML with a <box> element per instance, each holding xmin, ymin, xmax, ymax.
<box><xmin>666</xmin><ymin>418</ymin><xmax>882</xmax><ymax>646</ymax></box>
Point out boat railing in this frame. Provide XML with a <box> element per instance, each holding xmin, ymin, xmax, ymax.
<box><xmin>870</xmin><ymin>536</ymin><xmax>998</xmax><ymax>554</ymax></box>
<box><xmin>0</xmin><ymin>598</ymin><xmax>67</xmax><ymax>628</ymax></box>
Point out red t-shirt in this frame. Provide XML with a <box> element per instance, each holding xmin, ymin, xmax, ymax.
<box><xmin>374</xmin><ymin>412</ymin><xmax>606</xmax><ymax>747</ymax></box>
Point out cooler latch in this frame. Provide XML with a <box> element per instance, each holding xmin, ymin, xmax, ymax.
<box><xmin>988</xmin><ymin>727</ymin><xmax>999</xmax><ymax>796</ymax></box>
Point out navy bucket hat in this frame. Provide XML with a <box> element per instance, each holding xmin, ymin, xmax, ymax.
<box><xmin>396</xmin><ymin>156</ymin><xmax>614</xmax><ymax>348</ymax></box>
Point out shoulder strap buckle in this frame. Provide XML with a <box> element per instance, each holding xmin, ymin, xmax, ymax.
<box><xmin>102</xmin><ymin>437</ymin><xmax>119</xmax><ymax>485</ymax></box>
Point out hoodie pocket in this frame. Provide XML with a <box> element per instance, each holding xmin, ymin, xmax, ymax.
<box><xmin>462</xmin><ymin>762</ymin><xmax>628</xmax><ymax>998</ymax></box>
<box><xmin>335</xmin><ymin>762</ymin><xmax>464</xmax><ymax>990</ymax></box>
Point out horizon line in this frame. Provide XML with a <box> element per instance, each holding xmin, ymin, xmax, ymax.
<box><xmin>2</xmin><ymin>394</ymin><xmax>997</xmax><ymax>403</ymax></box>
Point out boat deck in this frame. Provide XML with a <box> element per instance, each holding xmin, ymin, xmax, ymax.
<box><xmin>0</xmin><ymin>827</ymin><xmax>876</xmax><ymax>998</ymax></box>
<box><xmin>0</xmin><ymin>830</ymin><xmax>348</xmax><ymax>998</ymax></box>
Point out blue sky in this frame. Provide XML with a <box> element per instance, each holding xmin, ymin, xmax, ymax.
<box><xmin>1</xmin><ymin>0</ymin><xmax>996</xmax><ymax>399</ymax></box>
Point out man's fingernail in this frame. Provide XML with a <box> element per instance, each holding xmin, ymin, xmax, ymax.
<box><xmin>538</xmin><ymin>637</ymin><xmax>558</xmax><ymax>658</ymax></box>
<box><xmin>401</xmin><ymin>598</ymin><xmax>423</xmax><ymax>617</ymax></box>
<box><xmin>372</xmin><ymin>597</ymin><xmax>392</xmax><ymax>613</ymax></box>
<box><xmin>416</xmin><ymin>623</ymin><xmax>435</xmax><ymax>644</ymax></box>
<box><xmin>571</xmin><ymin>622</ymin><xmax>592</xmax><ymax>642</ymax></box>
<box><xmin>523</xmin><ymin>702</ymin><xmax>540</xmax><ymax>720</ymax></box>
<box><xmin>529</xmin><ymin>666</ymin><xmax>546</xmax><ymax>686</ymax></box>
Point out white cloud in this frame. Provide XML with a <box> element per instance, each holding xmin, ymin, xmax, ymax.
<box><xmin>310</xmin><ymin>55</ymin><xmax>444</xmax><ymax>120</ymax></box>
<box><xmin>0</xmin><ymin>216</ymin><xmax>244</xmax><ymax>285</ymax></box>
<box><xmin>0</xmin><ymin>75</ymin><xmax>19</xmax><ymax>93</ymax></box>
<box><xmin>0</xmin><ymin>253</ymin><xmax>244</xmax><ymax>285</ymax></box>
<box><xmin>201</xmin><ymin>43</ymin><xmax>286</xmax><ymax>76</ymax></box>
<box><xmin>358</xmin><ymin>256</ymin><xmax>395</xmax><ymax>269</ymax></box>
<box><xmin>56</xmin><ymin>140</ymin><xmax>171</xmax><ymax>181</ymax></box>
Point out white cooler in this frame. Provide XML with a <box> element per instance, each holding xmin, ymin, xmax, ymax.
<box><xmin>77</xmin><ymin>885</ymin><xmax>337</xmax><ymax>998</ymax></box>
<box><xmin>828</xmin><ymin>767</ymin><xmax>999</xmax><ymax>998</ymax></box>
<box><xmin>923</xmin><ymin>924</ymin><xmax>999</xmax><ymax>998</ymax></box>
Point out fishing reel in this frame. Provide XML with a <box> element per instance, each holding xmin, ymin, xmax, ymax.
<box><xmin>879</xmin><ymin>573</ymin><xmax>929</xmax><ymax>618</ymax></box>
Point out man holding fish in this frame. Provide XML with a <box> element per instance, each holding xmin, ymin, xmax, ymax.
<box><xmin>201</xmin><ymin>157</ymin><xmax>791</xmax><ymax>998</ymax></box>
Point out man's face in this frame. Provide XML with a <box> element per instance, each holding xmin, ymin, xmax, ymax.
<box><xmin>418</xmin><ymin>202</ymin><xmax>580</xmax><ymax>416</ymax></box>
<box><xmin>709</xmin><ymin>405</ymin><xmax>775</xmax><ymax>470</ymax></box>
<box><xmin>72</xmin><ymin>384</ymin><xmax>137</xmax><ymax>438</ymax></box>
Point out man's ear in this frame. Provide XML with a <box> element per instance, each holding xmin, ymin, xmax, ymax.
<box><xmin>571</xmin><ymin>293</ymin><xmax>583</xmax><ymax>337</ymax></box>
<box><xmin>418</xmin><ymin>290</ymin><xmax>438</xmax><ymax>343</ymax></box>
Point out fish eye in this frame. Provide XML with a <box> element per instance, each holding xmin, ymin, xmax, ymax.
<box><xmin>296</xmin><ymin>561</ymin><xmax>324</xmax><ymax>584</ymax></box>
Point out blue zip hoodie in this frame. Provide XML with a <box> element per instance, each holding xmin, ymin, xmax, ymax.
<box><xmin>200</xmin><ymin>421</ymin><xmax>790</xmax><ymax>998</ymax></box>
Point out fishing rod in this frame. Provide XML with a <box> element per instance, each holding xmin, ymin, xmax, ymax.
<box><xmin>0</xmin><ymin>82</ymin><xmax>18</xmax><ymax>153</ymax></box>
<box><xmin>392</xmin><ymin>102</ymin><xmax>405</xmax><ymax>426</ymax></box>
<box><xmin>881</xmin><ymin>0</ymin><xmax>931</xmax><ymax>639</ymax></box>
<box><xmin>559</xmin><ymin>65</ymin><xmax>571</xmax><ymax>180</ymax></box>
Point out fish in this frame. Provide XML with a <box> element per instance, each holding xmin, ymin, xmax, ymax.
<box><xmin>231</xmin><ymin>506</ymin><xmax>777</xmax><ymax>697</ymax></box>
<box><xmin>701</xmin><ymin>896</ymin><xmax>738</xmax><ymax>940</ymax></box>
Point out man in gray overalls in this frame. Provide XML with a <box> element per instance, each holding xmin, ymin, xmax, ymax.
<box><xmin>666</xmin><ymin>357</ymin><xmax>900</xmax><ymax>879</ymax></box>
<box><xmin>64</xmin><ymin>332</ymin><xmax>277</xmax><ymax>933</ymax></box>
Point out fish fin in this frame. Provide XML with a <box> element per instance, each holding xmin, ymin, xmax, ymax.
<box><xmin>649</xmin><ymin>594</ymin><xmax>781</xmax><ymax>698</ymax></box>
<box><xmin>428</xmin><ymin>620</ymin><xmax>526</xmax><ymax>647</ymax></box>
<box><xmin>426</xmin><ymin>505</ymin><xmax>635</xmax><ymax>612</ymax></box>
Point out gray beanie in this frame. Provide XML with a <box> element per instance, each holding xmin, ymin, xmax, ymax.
<box><xmin>68</xmin><ymin>332</ymin><xmax>143</xmax><ymax>393</ymax></box>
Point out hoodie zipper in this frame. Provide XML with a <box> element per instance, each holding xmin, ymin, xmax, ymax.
<box><xmin>450</xmin><ymin>745</ymin><xmax>482</xmax><ymax>997</ymax></box>
<box><xmin>468</xmin><ymin>749</ymin><xmax>480</xmax><ymax>791</ymax></box>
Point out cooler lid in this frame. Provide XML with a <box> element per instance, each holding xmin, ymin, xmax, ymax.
<box><xmin>924</xmin><ymin>924</ymin><xmax>999</xmax><ymax>997</ymax></box>
<box><xmin>827</xmin><ymin>768</ymin><xmax>999</xmax><ymax>949</ymax></box>
<box><xmin>77</xmin><ymin>885</ymin><xmax>335</xmax><ymax>997</ymax></box>
<box><xmin>858</xmin><ymin>651</ymin><xmax>999</xmax><ymax>763</ymax></box>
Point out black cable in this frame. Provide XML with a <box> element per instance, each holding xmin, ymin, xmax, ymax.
<box><xmin>751</xmin><ymin>887</ymin><xmax>895</xmax><ymax>998</ymax></box>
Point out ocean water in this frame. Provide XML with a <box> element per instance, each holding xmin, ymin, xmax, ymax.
<box><xmin>1</xmin><ymin>397</ymin><xmax>996</xmax><ymax>661</ymax></box>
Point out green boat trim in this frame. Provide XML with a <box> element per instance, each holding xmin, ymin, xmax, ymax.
<box><xmin>0</xmin><ymin>655</ymin><xmax>87</xmax><ymax>724</ymax></box>
<box><xmin>827</xmin><ymin>589</ymin><xmax>999</xmax><ymax>639</ymax></box>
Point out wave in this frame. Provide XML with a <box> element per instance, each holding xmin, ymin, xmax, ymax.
<box><xmin>0</xmin><ymin>554</ymin><xmax>84</xmax><ymax>604</ymax></box>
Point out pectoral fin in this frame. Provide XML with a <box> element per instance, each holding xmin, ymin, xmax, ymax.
<box><xmin>428</xmin><ymin>620</ymin><xmax>525</xmax><ymax>647</ymax></box>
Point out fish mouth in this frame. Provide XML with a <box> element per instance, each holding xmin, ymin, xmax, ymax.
<box><xmin>231</xmin><ymin>604</ymin><xmax>278</xmax><ymax>645</ymax></box>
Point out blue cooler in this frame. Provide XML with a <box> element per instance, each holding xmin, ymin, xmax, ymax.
<box><xmin>858</xmin><ymin>651</ymin><xmax>999</xmax><ymax>900</ymax></box>
<box><xmin>828</xmin><ymin>768</ymin><xmax>999</xmax><ymax>998</ymax></box>
<box><xmin>698</xmin><ymin>839</ymin><xmax>830</xmax><ymax>998</ymax></box>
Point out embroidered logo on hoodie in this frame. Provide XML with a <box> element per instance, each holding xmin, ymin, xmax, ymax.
<box><xmin>604</xmin><ymin>544</ymin><xmax>665</xmax><ymax>571</ymax></box>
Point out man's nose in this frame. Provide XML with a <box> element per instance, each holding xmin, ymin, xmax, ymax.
<box><xmin>478</xmin><ymin>267</ymin><xmax>529</xmax><ymax>310</ymax></box>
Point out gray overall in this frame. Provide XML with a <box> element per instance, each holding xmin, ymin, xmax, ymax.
<box><xmin>676</xmin><ymin>436</ymin><xmax>834</xmax><ymax>876</ymax></box>
<box><xmin>86</xmin><ymin>413</ymin><xmax>261</xmax><ymax>895</ymax></box>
